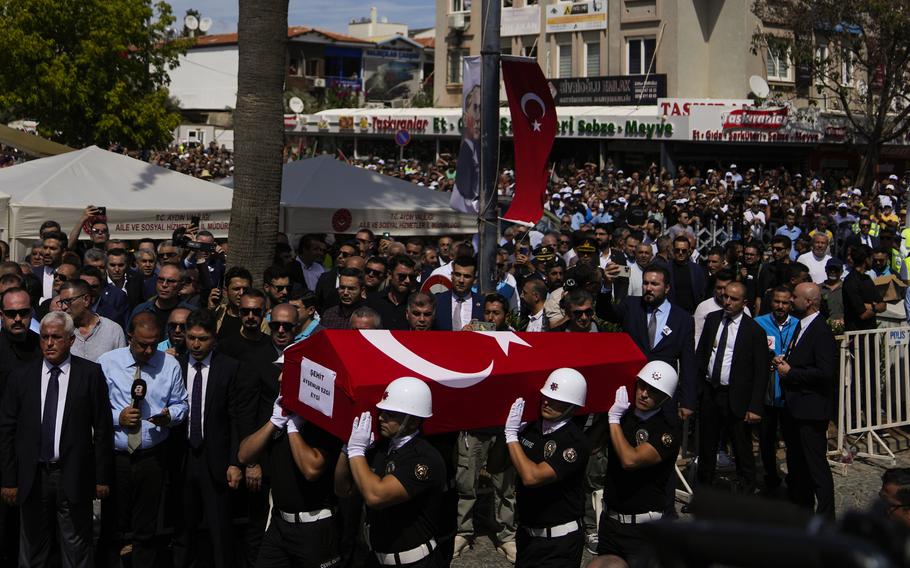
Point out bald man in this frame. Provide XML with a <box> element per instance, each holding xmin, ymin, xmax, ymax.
<box><xmin>773</xmin><ymin>283</ymin><xmax>836</xmax><ymax>520</ymax></box>
<box><xmin>695</xmin><ymin>282</ymin><xmax>770</xmax><ymax>495</ymax></box>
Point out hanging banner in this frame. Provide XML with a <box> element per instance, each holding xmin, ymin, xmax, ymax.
<box><xmin>451</xmin><ymin>55</ymin><xmax>482</xmax><ymax>214</ymax></box>
<box><xmin>546</xmin><ymin>0</ymin><xmax>607</xmax><ymax>32</ymax></box>
<box><xmin>551</xmin><ymin>74</ymin><xmax>667</xmax><ymax>106</ymax></box>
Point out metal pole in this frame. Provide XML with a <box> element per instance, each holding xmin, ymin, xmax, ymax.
<box><xmin>478</xmin><ymin>0</ymin><xmax>501</xmax><ymax>295</ymax></box>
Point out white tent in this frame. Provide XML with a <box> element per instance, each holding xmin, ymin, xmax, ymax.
<box><xmin>0</xmin><ymin>146</ymin><xmax>233</xmax><ymax>258</ymax></box>
<box><xmin>280</xmin><ymin>156</ymin><xmax>475</xmax><ymax>237</ymax></box>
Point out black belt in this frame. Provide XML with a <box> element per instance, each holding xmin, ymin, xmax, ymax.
<box><xmin>115</xmin><ymin>445</ymin><xmax>163</xmax><ymax>458</ymax></box>
<box><xmin>38</xmin><ymin>461</ymin><xmax>61</xmax><ymax>471</ymax></box>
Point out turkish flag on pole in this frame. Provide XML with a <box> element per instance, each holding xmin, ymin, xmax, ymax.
<box><xmin>501</xmin><ymin>56</ymin><xmax>557</xmax><ymax>225</ymax></box>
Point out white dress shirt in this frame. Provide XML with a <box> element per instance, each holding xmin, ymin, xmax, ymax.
<box><xmin>187</xmin><ymin>352</ymin><xmax>212</xmax><ymax>439</ymax></box>
<box><xmin>526</xmin><ymin>309</ymin><xmax>545</xmax><ymax>332</ymax></box>
<box><xmin>451</xmin><ymin>293</ymin><xmax>472</xmax><ymax>330</ymax></box>
<box><xmin>40</xmin><ymin>357</ymin><xmax>71</xmax><ymax>462</ymax></box>
<box><xmin>41</xmin><ymin>266</ymin><xmax>54</xmax><ymax>301</ymax></box>
<box><xmin>794</xmin><ymin>312</ymin><xmax>820</xmax><ymax>347</ymax></box>
<box><xmin>707</xmin><ymin>312</ymin><xmax>742</xmax><ymax>386</ymax></box>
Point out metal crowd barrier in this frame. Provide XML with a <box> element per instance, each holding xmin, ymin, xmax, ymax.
<box><xmin>834</xmin><ymin>327</ymin><xmax>910</xmax><ymax>466</ymax></box>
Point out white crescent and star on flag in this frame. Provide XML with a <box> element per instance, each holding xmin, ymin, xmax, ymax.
<box><xmin>520</xmin><ymin>92</ymin><xmax>547</xmax><ymax>132</ymax></box>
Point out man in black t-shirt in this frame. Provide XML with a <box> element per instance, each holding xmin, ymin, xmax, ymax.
<box><xmin>588</xmin><ymin>360</ymin><xmax>681</xmax><ymax>568</ymax></box>
<box><xmin>843</xmin><ymin>245</ymin><xmax>884</xmax><ymax>332</ymax></box>
<box><xmin>335</xmin><ymin>377</ymin><xmax>445</xmax><ymax>568</ymax></box>
<box><xmin>217</xmin><ymin>290</ymin><xmax>271</xmax><ymax>360</ymax></box>
<box><xmin>504</xmin><ymin>368</ymin><xmax>591</xmax><ymax>568</ymax></box>
<box><xmin>237</xmin><ymin>393</ymin><xmax>342</xmax><ymax>568</ymax></box>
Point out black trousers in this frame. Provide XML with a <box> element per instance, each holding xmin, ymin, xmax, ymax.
<box><xmin>595</xmin><ymin>514</ymin><xmax>652</xmax><ymax>562</ymax></box>
<box><xmin>781</xmin><ymin>412</ymin><xmax>835</xmax><ymax>521</ymax></box>
<box><xmin>758</xmin><ymin>405</ymin><xmax>783</xmax><ymax>488</ymax></box>
<box><xmin>174</xmin><ymin>447</ymin><xmax>233</xmax><ymax>568</ymax></box>
<box><xmin>256</xmin><ymin>513</ymin><xmax>340</xmax><ymax>568</ymax></box>
<box><xmin>515</xmin><ymin>528</ymin><xmax>583</xmax><ymax>568</ymax></box>
<box><xmin>241</xmin><ymin>477</ymin><xmax>271</xmax><ymax>567</ymax></box>
<box><xmin>697</xmin><ymin>385</ymin><xmax>756</xmax><ymax>493</ymax></box>
<box><xmin>100</xmin><ymin>448</ymin><xmax>165</xmax><ymax>568</ymax></box>
<box><xmin>0</xmin><ymin>496</ymin><xmax>18</xmax><ymax>565</ymax></box>
<box><xmin>19</xmin><ymin>465</ymin><xmax>93</xmax><ymax>568</ymax></box>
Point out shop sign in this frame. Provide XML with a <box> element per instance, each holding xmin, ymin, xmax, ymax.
<box><xmin>501</xmin><ymin>116</ymin><xmax>677</xmax><ymax>140</ymax></box>
<box><xmin>551</xmin><ymin>74</ymin><xmax>666</xmax><ymax>106</ymax></box>
<box><xmin>722</xmin><ymin>107</ymin><xmax>788</xmax><ymax>130</ymax></box>
<box><xmin>545</xmin><ymin>0</ymin><xmax>607</xmax><ymax>32</ymax></box>
<box><xmin>365</xmin><ymin>48</ymin><xmax>421</xmax><ymax>61</ymax></box>
<box><xmin>502</xmin><ymin>6</ymin><xmax>540</xmax><ymax>37</ymax></box>
<box><xmin>371</xmin><ymin>116</ymin><xmax>430</xmax><ymax>133</ymax></box>
<box><xmin>657</xmin><ymin>98</ymin><xmax>752</xmax><ymax>117</ymax></box>
<box><xmin>689</xmin><ymin>104</ymin><xmax>822</xmax><ymax>143</ymax></box>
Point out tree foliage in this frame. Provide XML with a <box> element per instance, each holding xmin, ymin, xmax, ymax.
<box><xmin>0</xmin><ymin>0</ymin><xmax>189</xmax><ymax>148</ymax></box>
<box><xmin>752</xmin><ymin>0</ymin><xmax>910</xmax><ymax>187</ymax></box>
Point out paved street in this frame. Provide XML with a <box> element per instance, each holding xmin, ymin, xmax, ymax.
<box><xmin>451</xmin><ymin>435</ymin><xmax>910</xmax><ymax>567</ymax></box>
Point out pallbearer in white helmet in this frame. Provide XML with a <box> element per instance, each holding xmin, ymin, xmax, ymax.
<box><xmin>503</xmin><ymin>368</ymin><xmax>591</xmax><ymax>567</ymax></box>
<box><xmin>334</xmin><ymin>377</ymin><xmax>446</xmax><ymax>568</ymax></box>
<box><xmin>586</xmin><ymin>361</ymin><xmax>681</xmax><ymax>568</ymax></box>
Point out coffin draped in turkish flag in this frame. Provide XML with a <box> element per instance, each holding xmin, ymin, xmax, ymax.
<box><xmin>280</xmin><ymin>330</ymin><xmax>647</xmax><ymax>439</ymax></box>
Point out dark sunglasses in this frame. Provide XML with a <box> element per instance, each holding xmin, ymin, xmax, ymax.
<box><xmin>240</xmin><ymin>307</ymin><xmax>263</xmax><ymax>316</ymax></box>
<box><xmin>571</xmin><ymin>308</ymin><xmax>594</xmax><ymax>318</ymax></box>
<box><xmin>269</xmin><ymin>321</ymin><xmax>294</xmax><ymax>332</ymax></box>
<box><xmin>53</xmin><ymin>272</ymin><xmax>68</xmax><ymax>281</ymax></box>
<box><xmin>2</xmin><ymin>308</ymin><xmax>31</xmax><ymax>319</ymax></box>
<box><xmin>365</xmin><ymin>268</ymin><xmax>385</xmax><ymax>277</ymax></box>
<box><xmin>269</xmin><ymin>283</ymin><xmax>290</xmax><ymax>292</ymax></box>
<box><xmin>168</xmin><ymin>322</ymin><xmax>186</xmax><ymax>331</ymax></box>
<box><xmin>395</xmin><ymin>273</ymin><xmax>414</xmax><ymax>282</ymax></box>
<box><xmin>158</xmin><ymin>252</ymin><xmax>177</xmax><ymax>259</ymax></box>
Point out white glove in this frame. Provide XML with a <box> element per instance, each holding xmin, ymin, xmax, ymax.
<box><xmin>608</xmin><ymin>386</ymin><xmax>630</xmax><ymax>424</ymax></box>
<box><xmin>287</xmin><ymin>414</ymin><xmax>305</xmax><ymax>434</ymax></box>
<box><xmin>270</xmin><ymin>395</ymin><xmax>290</xmax><ymax>429</ymax></box>
<box><xmin>347</xmin><ymin>411</ymin><xmax>373</xmax><ymax>458</ymax></box>
<box><xmin>504</xmin><ymin>398</ymin><xmax>525</xmax><ymax>444</ymax></box>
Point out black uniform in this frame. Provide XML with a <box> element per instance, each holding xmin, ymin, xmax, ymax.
<box><xmin>515</xmin><ymin>421</ymin><xmax>590</xmax><ymax>568</ymax></box>
<box><xmin>596</xmin><ymin>410</ymin><xmax>680</xmax><ymax>561</ymax></box>
<box><xmin>255</xmin><ymin>424</ymin><xmax>342</xmax><ymax>568</ymax></box>
<box><xmin>366</xmin><ymin>436</ymin><xmax>446</xmax><ymax>568</ymax></box>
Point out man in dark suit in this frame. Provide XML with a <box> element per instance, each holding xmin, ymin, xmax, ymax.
<box><xmin>843</xmin><ymin>218</ymin><xmax>880</xmax><ymax>252</ymax></box>
<box><xmin>314</xmin><ymin>243</ymin><xmax>364</xmax><ymax>315</ymax></box>
<box><xmin>695</xmin><ymin>281</ymin><xmax>769</xmax><ymax>495</ymax></box>
<box><xmin>79</xmin><ymin>266</ymin><xmax>129</xmax><ymax>331</ymax></box>
<box><xmin>600</xmin><ymin>263</ymin><xmax>697</xmax><ymax>421</ymax></box>
<box><xmin>0</xmin><ymin>311</ymin><xmax>113</xmax><ymax>567</ymax></box>
<box><xmin>173</xmin><ymin>309</ymin><xmax>243</xmax><ymax>568</ymax></box>
<box><xmin>773</xmin><ymin>282</ymin><xmax>837</xmax><ymax>520</ymax></box>
<box><xmin>434</xmin><ymin>256</ymin><xmax>484</xmax><ymax>331</ymax></box>
<box><xmin>668</xmin><ymin>235</ymin><xmax>707</xmax><ymax>314</ymax></box>
<box><xmin>33</xmin><ymin>231</ymin><xmax>67</xmax><ymax>302</ymax></box>
<box><xmin>236</xmin><ymin>303</ymin><xmax>301</xmax><ymax>566</ymax></box>
<box><xmin>106</xmin><ymin>248</ymin><xmax>147</xmax><ymax>309</ymax></box>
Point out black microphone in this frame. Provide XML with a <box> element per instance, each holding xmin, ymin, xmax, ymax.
<box><xmin>131</xmin><ymin>378</ymin><xmax>147</xmax><ymax>409</ymax></box>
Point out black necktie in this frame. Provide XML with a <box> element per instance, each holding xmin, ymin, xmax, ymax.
<box><xmin>40</xmin><ymin>366</ymin><xmax>62</xmax><ymax>463</ymax></box>
<box><xmin>190</xmin><ymin>361</ymin><xmax>204</xmax><ymax>449</ymax></box>
<box><xmin>710</xmin><ymin>317</ymin><xmax>731</xmax><ymax>387</ymax></box>
<box><xmin>786</xmin><ymin>322</ymin><xmax>802</xmax><ymax>358</ymax></box>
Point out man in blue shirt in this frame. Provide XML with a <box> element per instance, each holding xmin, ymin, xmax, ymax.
<box><xmin>98</xmin><ymin>312</ymin><xmax>188</xmax><ymax>568</ymax></box>
<box><xmin>775</xmin><ymin>210</ymin><xmax>802</xmax><ymax>261</ymax></box>
<box><xmin>754</xmin><ymin>285</ymin><xmax>798</xmax><ymax>495</ymax></box>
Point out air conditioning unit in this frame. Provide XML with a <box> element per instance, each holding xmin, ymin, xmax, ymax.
<box><xmin>449</xmin><ymin>12</ymin><xmax>467</xmax><ymax>30</ymax></box>
<box><xmin>313</xmin><ymin>78</ymin><xmax>326</xmax><ymax>88</ymax></box>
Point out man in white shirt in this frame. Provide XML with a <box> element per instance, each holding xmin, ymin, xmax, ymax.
<box><xmin>744</xmin><ymin>200</ymin><xmax>767</xmax><ymax>242</ymax></box>
<box><xmin>520</xmin><ymin>278</ymin><xmax>548</xmax><ymax>332</ymax></box>
<box><xmin>796</xmin><ymin>233</ymin><xmax>833</xmax><ymax>284</ymax></box>
<box><xmin>627</xmin><ymin>242</ymin><xmax>654</xmax><ymax>298</ymax></box>
<box><xmin>693</xmin><ymin>269</ymin><xmax>751</xmax><ymax>345</ymax></box>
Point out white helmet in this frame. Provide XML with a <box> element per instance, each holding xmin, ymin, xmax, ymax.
<box><xmin>540</xmin><ymin>368</ymin><xmax>587</xmax><ymax>407</ymax></box>
<box><xmin>636</xmin><ymin>361</ymin><xmax>678</xmax><ymax>399</ymax></box>
<box><xmin>376</xmin><ymin>377</ymin><xmax>433</xmax><ymax>418</ymax></box>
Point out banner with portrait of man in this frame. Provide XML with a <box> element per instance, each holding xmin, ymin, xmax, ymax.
<box><xmin>451</xmin><ymin>55</ymin><xmax>482</xmax><ymax>214</ymax></box>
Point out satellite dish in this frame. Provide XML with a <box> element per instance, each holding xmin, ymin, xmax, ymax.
<box><xmin>288</xmin><ymin>97</ymin><xmax>305</xmax><ymax>114</ymax></box>
<box><xmin>184</xmin><ymin>15</ymin><xmax>199</xmax><ymax>30</ymax></box>
<box><xmin>749</xmin><ymin>75</ymin><xmax>770</xmax><ymax>99</ymax></box>
<box><xmin>199</xmin><ymin>17</ymin><xmax>213</xmax><ymax>32</ymax></box>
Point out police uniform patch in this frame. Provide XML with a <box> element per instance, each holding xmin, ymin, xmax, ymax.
<box><xmin>414</xmin><ymin>463</ymin><xmax>429</xmax><ymax>480</ymax></box>
<box><xmin>544</xmin><ymin>440</ymin><xmax>557</xmax><ymax>459</ymax></box>
<box><xmin>385</xmin><ymin>461</ymin><xmax>396</xmax><ymax>475</ymax></box>
<box><xmin>661</xmin><ymin>433</ymin><xmax>674</xmax><ymax>447</ymax></box>
<box><xmin>635</xmin><ymin>429</ymin><xmax>649</xmax><ymax>446</ymax></box>
<box><xmin>562</xmin><ymin>448</ymin><xmax>577</xmax><ymax>463</ymax></box>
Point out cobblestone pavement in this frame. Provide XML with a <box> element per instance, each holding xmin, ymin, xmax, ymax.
<box><xmin>452</xmin><ymin>438</ymin><xmax>910</xmax><ymax>567</ymax></box>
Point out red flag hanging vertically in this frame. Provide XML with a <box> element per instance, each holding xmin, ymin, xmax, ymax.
<box><xmin>501</xmin><ymin>56</ymin><xmax>557</xmax><ymax>225</ymax></box>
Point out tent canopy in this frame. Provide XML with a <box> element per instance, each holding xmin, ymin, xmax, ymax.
<box><xmin>280</xmin><ymin>156</ymin><xmax>475</xmax><ymax>236</ymax></box>
<box><xmin>0</xmin><ymin>146</ymin><xmax>233</xmax><ymax>254</ymax></box>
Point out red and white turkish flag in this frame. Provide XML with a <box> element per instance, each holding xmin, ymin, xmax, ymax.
<box><xmin>281</xmin><ymin>330</ymin><xmax>646</xmax><ymax>439</ymax></box>
<box><xmin>501</xmin><ymin>56</ymin><xmax>557</xmax><ymax>226</ymax></box>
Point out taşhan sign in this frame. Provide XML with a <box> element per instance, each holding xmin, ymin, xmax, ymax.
<box><xmin>546</xmin><ymin>0</ymin><xmax>607</xmax><ymax>32</ymax></box>
<box><xmin>551</xmin><ymin>74</ymin><xmax>667</xmax><ymax>106</ymax></box>
<box><xmin>658</xmin><ymin>98</ymin><xmax>753</xmax><ymax>117</ymax></box>
<box><xmin>501</xmin><ymin>6</ymin><xmax>541</xmax><ymax>37</ymax></box>
<box><xmin>688</xmin><ymin>104</ymin><xmax>823</xmax><ymax>144</ymax></box>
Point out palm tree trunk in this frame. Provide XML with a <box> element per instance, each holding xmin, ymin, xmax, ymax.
<box><xmin>230</xmin><ymin>0</ymin><xmax>288</xmax><ymax>278</ymax></box>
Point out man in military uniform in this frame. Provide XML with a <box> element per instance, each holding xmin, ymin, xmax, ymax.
<box><xmin>335</xmin><ymin>377</ymin><xmax>446</xmax><ymax>567</ymax></box>
<box><xmin>587</xmin><ymin>361</ymin><xmax>681</xmax><ymax>568</ymax></box>
<box><xmin>504</xmin><ymin>368</ymin><xmax>591</xmax><ymax>567</ymax></box>
<box><xmin>237</xmin><ymin>394</ymin><xmax>342</xmax><ymax>568</ymax></box>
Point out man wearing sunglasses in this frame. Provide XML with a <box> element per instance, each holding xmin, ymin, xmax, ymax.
<box><xmin>0</xmin><ymin>287</ymin><xmax>41</xmax><ymax>565</ymax></box>
<box><xmin>236</xmin><ymin>303</ymin><xmax>302</xmax><ymax>565</ymax></box>
<box><xmin>553</xmin><ymin>289</ymin><xmax>599</xmax><ymax>333</ymax></box>
<box><xmin>36</xmin><ymin>262</ymin><xmax>78</xmax><ymax>322</ymax></box>
<box><xmin>313</xmin><ymin>241</ymin><xmax>362</xmax><ymax>314</ymax></box>
<box><xmin>217</xmin><ymin>290</ymin><xmax>271</xmax><ymax>361</ymax></box>
<box><xmin>158</xmin><ymin>307</ymin><xmax>192</xmax><ymax>357</ymax></box>
<box><xmin>262</xmin><ymin>265</ymin><xmax>291</xmax><ymax>310</ymax></box>
<box><xmin>368</xmin><ymin>256</ymin><xmax>418</xmax><ymax>330</ymax></box>
<box><xmin>588</xmin><ymin>361</ymin><xmax>680</xmax><ymax>568</ymax></box>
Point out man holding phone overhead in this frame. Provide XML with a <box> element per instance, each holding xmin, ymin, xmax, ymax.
<box><xmin>67</xmin><ymin>204</ymin><xmax>110</xmax><ymax>255</ymax></box>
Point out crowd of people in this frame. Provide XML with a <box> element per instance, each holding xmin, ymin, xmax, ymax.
<box><xmin>0</xmin><ymin>154</ymin><xmax>909</xmax><ymax>568</ymax></box>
